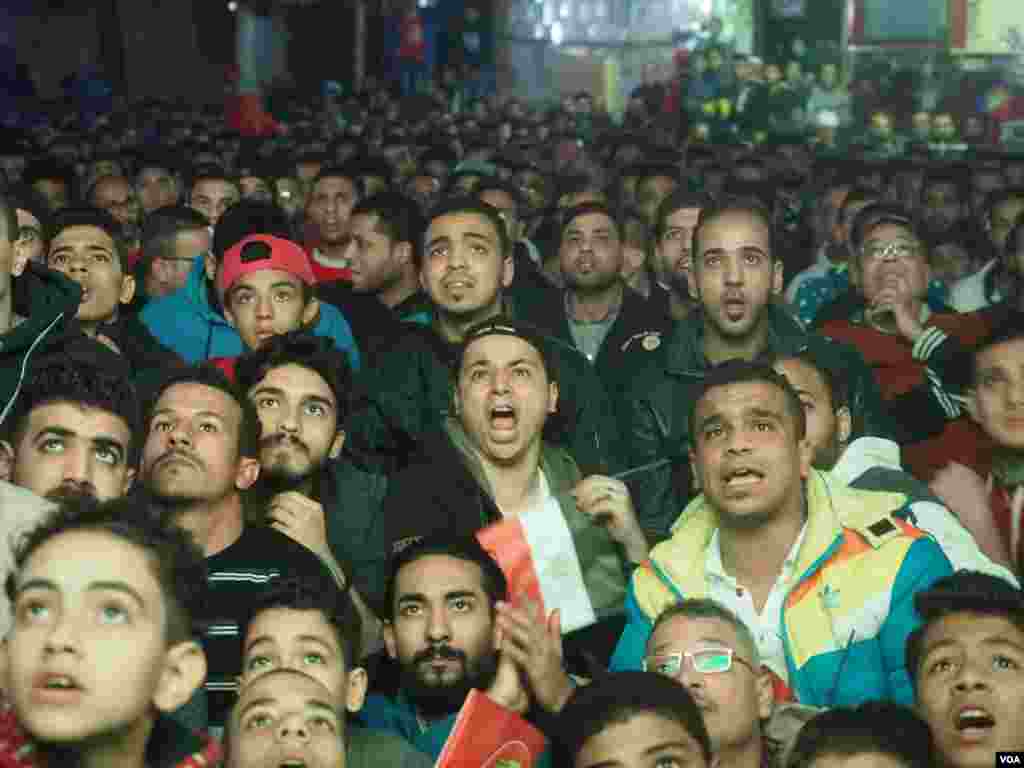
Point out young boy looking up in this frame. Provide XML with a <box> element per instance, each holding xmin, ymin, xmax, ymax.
<box><xmin>0</xmin><ymin>496</ymin><xmax>217</xmax><ymax>768</ymax></box>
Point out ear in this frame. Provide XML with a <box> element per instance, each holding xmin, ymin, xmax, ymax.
<box><xmin>771</xmin><ymin>258</ymin><xmax>784</xmax><ymax>295</ymax></box>
<box><xmin>121</xmin><ymin>467</ymin><xmax>137</xmax><ymax>496</ymax></box>
<box><xmin>11</xmin><ymin>239</ymin><xmax>30</xmax><ymax>278</ymax></box>
<box><xmin>0</xmin><ymin>441</ymin><xmax>13</xmax><ymax>482</ymax></box>
<box><xmin>203</xmin><ymin>251</ymin><xmax>217</xmax><ymax>283</ymax></box>
<box><xmin>502</xmin><ymin>251</ymin><xmax>515</xmax><ymax>288</ymax></box>
<box><xmin>382</xmin><ymin>621</ymin><xmax>398</xmax><ymax>660</ymax></box>
<box><xmin>836</xmin><ymin>405</ymin><xmax>852</xmax><ymax>445</ymax></box>
<box><xmin>965</xmin><ymin>389</ymin><xmax>980</xmax><ymax>423</ymax></box>
<box><xmin>329</xmin><ymin>430</ymin><xmax>346</xmax><ymax>459</ymax></box>
<box><xmin>118</xmin><ymin>274</ymin><xmax>136</xmax><ymax>306</ymax></box>
<box><xmin>152</xmin><ymin>640</ymin><xmax>207</xmax><ymax>713</ymax></box>
<box><xmin>547</xmin><ymin>381</ymin><xmax>559</xmax><ymax>414</ymax></box>
<box><xmin>754</xmin><ymin>666</ymin><xmax>774</xmax><ymax>720</ymax></box>
<box><xmin>345</xmin><ymin>665</ymin><xmax>369</xmax><ymax>714</ymax></box>
<box><xmin>301</xmin><ymin>296</ymin><xmax>320</xmax><ymax>328</ymax></box>
<box><xmin>234</xmin><ymin>456</ymin><xmax>261</xmax><ymax>490</ymax></box>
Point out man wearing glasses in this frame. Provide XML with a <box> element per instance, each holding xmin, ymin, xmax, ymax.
<box><xmin>817</xmin><ymin>203</ymin><xmax>992</xmax><ymax>482</ymax></box>
<box><xmin>137</xmin><ymin>206</ymin><xmax>212</xmax><ymax>301</ymax></box>
<box><xmin>643</xmin><ymin>599</ymin><xmax>777</xmax><ymax>768</ymax></box>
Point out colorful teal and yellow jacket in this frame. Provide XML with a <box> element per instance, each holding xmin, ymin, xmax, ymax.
<box><xmin>610</xmin><ymin>471</ymin><xmax>953</xmax><ymax>707</ymax></box>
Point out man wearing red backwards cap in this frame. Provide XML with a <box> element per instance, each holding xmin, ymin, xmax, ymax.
<box><xmin>212</xmin><ymin>234</ymin><xmax>358</xmax><ymax>380</ymax></box>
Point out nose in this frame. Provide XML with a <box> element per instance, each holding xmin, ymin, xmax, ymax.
<box><xmin>45</xmin><ymin>612</ymin><xmax>80</xmax><ymax>656</ymax></box>
<box><xmin>62</xmin><ymin>443</ymin><xmax>92</xmax><ymax>484</ymax></box>
<box><xmin>256</xmin><ymin>295</ymin><xmax>273</xmax><ymax>319</ymax></box>
<box><xmin>491</xmin><ymin>369</ymin><xmax>511</xmax><ymax>394</ymax></box>
<box><xmin>446</xmin><ymin>245</ymin><xmax>468</xmax><ymax>270</ymax></box>
<box><xmin>426</xmin><ymin>605</ymin><xmax>452</xmax><ymax>643</ymax></box>
<box><xmin>1008</xmin><ymin>377</ymin><xmax>1024</xmax><ymax>408</ymax></box>
<box><xmin>953</xmin><ymin>658</ymin><xmax>991</xmax><ymax>693</ymax></box>
<box><xmin>677</xmin><ymin>658</ymin><xmax>704</xmax><ymax>689</ymax></box>
<box><xmin>279</xmin><ymin>403</ymin><xmax>300</xmax><ymax>433</ymax></box>
<box><xmin>723</xmin><ymin>254</ymin><xmax>743</xmax><ymax>284</ymax></box>
<box><xmin>276</xmin><ymin>713</ymin><xmax>310</xmax><ymax>744</ymax></box>
<box><xmin>167</xmin><ymin>422</ymin><xmax>192</xmax><ymax>448</ymax></box>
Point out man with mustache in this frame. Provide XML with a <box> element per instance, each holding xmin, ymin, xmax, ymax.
<box><xmin>651</xmin><ymin>189</ymin><xmax>708</xmax><ymax>322</ymax></box>
<box><xmin>363</xmin><ymin>535</ymin><xmax>564</xmax><ymax>763</ymax></box>
<box><xmin>527</xmin><ymin>202</ymin><xmax>669</xmax><ymax>394</ymax></box>
<box><xmin>612</xmin><ymin>360</ymin><xmax>954</xmax><ymax>709</ymax></box>
<box><xmin>140</xmin><ymin>364</ymin><xmax>331</xmax><ymax>731</ymax></box>
<box><xmin>235</xmin><ymin>331</ymin><xmax>388</xmax><ymax>651</ymax></box>
<box><xmin>619</xmin><ymin>197</ymin><xmax>888</xmax><ymax>543</ymax></box>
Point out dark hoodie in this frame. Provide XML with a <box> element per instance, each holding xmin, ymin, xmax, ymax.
<box><xmin>0</xmin><ymin>263</ymin><xmax>82</xmax><ymax>430</ymax></box>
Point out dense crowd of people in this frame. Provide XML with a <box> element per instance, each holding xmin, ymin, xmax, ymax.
<box><xmin>1</xmin><ymin>46</ymin><xmax>1024</xmax><ymax>767</ymax></box>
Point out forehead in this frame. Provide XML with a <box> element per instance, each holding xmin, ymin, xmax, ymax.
<box><xmin>156</xmin><ymin>381</ymin><xmax>241</xmax><ymax>423</ymax></box>
<box><xmin>698</xmin><ymin>210</ymin><xmax>770</xmax><ymax>251</ymax></box>
<box><xmin>138</xmin><ymin>166</ymin><xmax>172</xmax><ymax>181</ymax></box>
<box><xmin>251</xmin><ymin>363</ymin><xmax>334</xmax><ymax>402</ymax></box>
<box><xmin>231</xmin><ymin>268</ymin><xmax>304</xmax><ymax>292</ymax></box>
<box><xmin>651</xmin><ymin>614</ymin><xmax>743</xmax><ymax>650</ymax></box>
<box><xmin>22</xmin><ymin>401</ymin><xmax>130</xmax><ymax>441</ymax></box>
<box><xmin>236</xmin><ymin>671</ymin><xmax>333</xmax><ymax>711</ymax></box>
<box><xmin>247</xmin><ymin>607</ymin><xmax>340</xmax><ymax>650</ymax></box>
<box><xmin>312</xmin><ymin>176</ymin><xmax>356</xmax><ymax>196</ymax></box>
<box><xmin>395</xmin><ymin>554</ymin><xmax>487</xmax><ymax>596</ymax></box>
<box><xmin>427</xmin><ymin>211</ymin><xmax>500</xmax><ymax>244</ymax></box>
<box><xmin>95</xmin><ymin>177</ymin><xmax>131</xmax><ymax>196</ymax></box>
<box><xmin>696</xmin><ymin>380</ymin><xmax>790</xmax><ymax>420</ymax></box>
<box><xmin>20</xmin><ymin>529</ymin><xmax>158</xmax><ymax>594</ymax></box>
<box><xmin>921</xmin><ymin>611</ymin><xmax>1024</xmax><ymax>651</ymax></box>
<box><xmin>665</xmin><ymin>206</ymin><xmax>702</xmax><ymax>229</ymax></box>
<box><xmin>863</xmin><ymin>222</ymin><xmax>916</xmax><ymax>243</ymax></box>
<box><xmin>775</xmin><ymin>358</ymin><xmax>829</xmax><ymax>399</ymax></box>
<box><xmin>579</xmin><ymin>712</ymin><xmax>704</xmax><ymax>767</ymax></box>
<box><xmin>565</xmin><ymin>211</ymin><xmax>616</xmax><ymax>234</ymax></box>
<box><xmin>51</xmin><ymin>225</ymin><xmax>115</xmax><ymax>250</ymax></box>
<box><xmin>976</xmin><ymin>337</ymin><xmax>1024</xmax><ymax>370</ymax></box>
<box><xmin>192</xmin><ymin>179</ymin><xmax>238</xmax><ymax>198</ymax></box>
<box><xmin>461</xmin><ymin>334</ymin><xmax>545</xmax><ymax>371</ymax></box>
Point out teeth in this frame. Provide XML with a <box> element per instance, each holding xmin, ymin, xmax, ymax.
<box><xmin>957</xmin><ymin>710</ymin><xmax>995</xmax><ymax>729</ymax></box>
<box><xmin>45</xmin><ymin>676</ymin><xmax>75</xmax><ymax>689</ymax></box>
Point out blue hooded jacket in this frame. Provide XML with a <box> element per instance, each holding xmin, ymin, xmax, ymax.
<box><xmin>139</xmin><ymin>258</ymin><xmax>360</xmax><ymax>370</ymax></box>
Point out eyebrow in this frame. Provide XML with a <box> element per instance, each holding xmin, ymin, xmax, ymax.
<box><xmin>466</xmin><ymin>357</ymin><xmax>539</xmax><ymax>370</ymax></box>
<box><xmin>397</xmin><ymin>590</ymin><xmax>479</xmax><ymax>604</ymax></box>
<box><xmin>583</xmin><ymin>743</ymin><xmax>696</xmax><ymax>768</ymax></box>
<box><xmin>650</xmin><ymin>637</ymin><xmax>735</xmax><ymax>653</ymax></box>
<box><xmin>701</xmin><ymin>245</ymin><xmax>767</xmax><ymax>256</ymax></box>
<box><xmin>50</xmin><ymin>243</ymin><xmax>113</xmax><ymax>254</ymax></box>
<box><xmin>15</xmin><ymin>578</ymin><xmax>146</xmax><ymax>609</ymax></box>
<box><xmin>238</xmin><ymin>696</ymin><xmax>338</xmax><ymax>720</ymax></box>
<box><xmin>245</xmin><ymin>633</ymin><xmax>334</xmax><ymax>654</ymax></box>
<box><xmin>150</xmin><ymin>408</ymin><xmax>227</xmax><ymax>423</ymax></box>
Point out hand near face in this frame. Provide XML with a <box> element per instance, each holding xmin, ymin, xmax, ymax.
<box><xmin>484</xmin><ymin>624</ymin><xmax>530</xmax><ymax>715</ymax></box>
<box><xmin>930</xmin><ymin>462</ymin><xmax>1013</xmax><ymax>568</ymax></box>
<box><xmin>494</xmin><ymin>597</ymin><xmax>574</xmax><ymax>714</ymax></box>
<box><xmin>266</xmin><ymin>491</ymin><xmax>331</xmax><ymax>561</ymax></box>
<box><xmin>871</xmin><ymin>275</ymin><xmax>924</xmax><ymax>342</ymax></box>
<box><xmin>573</xmin><ymin>475</ymin><xmax>649</xmax><ymax>563</ymax></box>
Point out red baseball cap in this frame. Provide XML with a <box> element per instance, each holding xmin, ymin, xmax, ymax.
<box><xmin>218</xmin><ymin>234</ymin><xmax>316</xmax><ymax>300</ymax></box>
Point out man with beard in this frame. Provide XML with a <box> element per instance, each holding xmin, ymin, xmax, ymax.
<box><xmin>651</xmin><ymin>189</ymin><xmax>709</xmax><ymax>321</ymax></box>
<box><xmin>529</xmin><ymin>202</ymin><xmax>669</xmax><ymax>393</ymax></box>
<box><xmin>363</xmin><ymin>535</ymin><xmax>568</xmax><ymax>762</ymax></box>
<box><xmin>140</xmin><ymin>364</ymin><xmax>331</xmax><ymax>731</ymax></box>
<box><xmin>235</xmin><ymin>331</ymin><xmax>389</xmax><ymax>649</ymax></box>
<box><xmin>611</xmin><ymin>360</ymin><xmax>953</xmax><ymax>709</ymax></box>
<box><xmin>619</xmin><ymin>197</ymin><xmax>887</xmax><ymax>543</ymax></box>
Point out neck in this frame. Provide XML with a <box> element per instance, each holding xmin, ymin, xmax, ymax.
<box><xmin>702</xmin><ymin>315</ymin><xmax>770</xmax><ymax>365</ymax></box>
<box><xmin>718</xmin><ymin>492</ymin><xmax>806</xmax><ymax>591</ymax></box>
<box><xmin>435</xmin><ymin>301</ymin><xmax>502</xmax><ymax>343</ymax></box>
<box><xmin>568</xmin><ymin>281</ymin><xmax>623</xmax><ymax>322</ymax></box>
<box><xmin>378</xmin><ymin>275</ymin><xmax>419</xmax><ymax>310</ymax></box>
<box><xmin>171</xmin><ymin>495</ymin><xmax>245</xmax><ymax>557</ymax></box>
<box><xmin>314</xmin><ymin>241</ymin><xmax>350</xmax><ymax>267</ymax></box>
<box><xmin>43</xmin><ymin>716</ymin><xmax>154</xmax><ymax>768</ymax></box>
<box><xmin>715</xmin><ymin>734</ymin><xmax>765</xmax><ymax>768</ymax></box>
<box><xmin>480</xmin><ymin>448</ymin><xmax>543</xmax><ymax>518</ymax></box>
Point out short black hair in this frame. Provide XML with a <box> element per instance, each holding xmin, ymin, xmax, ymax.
<box><xmin>786</xmin><ymin>701</ymin><xmax>934</xmax><ymax>767</ymax></box>
<box><xmin>4</xmin><ymin>344</ymin><xmax>141</xmax><ymax>466</ymax></box>
<box><xmin>5</xmin><ymin>495</ymin><xmax>208</xmax><ymax>645</ymax></box>
<box><xmin>188</xmin><ymin>165</ymin><xmax>238</xmax><ymax>197</ymax></box>
<box><xmin>777</xmin><ymin>349</ymin><xmax>849</xmax><ymax>412</ymax></box>
<box><xmin>560</xmin><ymin>201</ymin><xmax>621</xmax><ymax>242</ymax></box>
<box><xmin>972</xmin><ymin>311</ymin><xmax>1024</xmax><ymax>385</ymax></box>
<box><xmin>476</xmin><ymin>178</ymin><xmax>524</xmax><ymax>211</ymax></box>
<box><xmin>310</xmin><ymin>164</ymin><xmax>361</xmax><ymax>196</ymax></box>
<box><xmin>6</xmin><ymin>183</ymin><xmax>53</xmax><ymax>245</ymax></box>
<box><xmin>457</xmin><ymin>316</ymin><xmax>555</xmax><ymax>385</ymax></box>
<box><xmin>426</xmin><ymin>196</ymin><xmax>510</xmax><ymax>260</ymax></box>
<box><xmin>22</xmin><ymin>158</ymin><xmax>76</xmax><ymax>201</ymax></box>
<box><xmin>557</xmin><ymin>672</ymin><xmax>712</xmax><ymax>765</ymax></box>
<box><xmin>48</xmin><ymin>205</ymin><xmax>128</xmax><ymax>270</ymax></box>
<box><xmin>692</xmin><ymin>195</ymin><xmax>775</xmax><ymax>263</ymax></box>
<box><xmin>144</xmin><ymin>364</ymin><xmax>261</xmax><ymax>459</ymax></box>
<box><xmin>140</xmin><ymin>205</ymin><xmax>210</xmax><ymax>270</ymax></box>
<box><xmin>242</xmin><ymin>573</ymin><xmax>363</xmax><ymax>667</ymax></box>
<box><xmin>384</xmin><ymin>535</ymin><xmax>508</xmax><ymax>621</ymax></box>
<box><xmin>212</xmin><ymin>199</ymin><xmax>292</xmax><ymax>260</ymax></box>
<box><xmin>350</xmin><ymin>192</ymin><xmax>425</xmax><ymax>267</ymax></box>
<box><xmin>0</xmin><ymin>187</ymin><xmax>16</xmax><ymax>243</ymax></box>
<box><xmin>920</xmin><ymin>167</ymin><xmax>968</xmax><ymax>205</ymax></box>
<box><xmin>235</xmin><ymin>331</ymin><xmax>353</xmax><ymax>427</ymax></box>
<box><xmin>905</xmin><ymin>570</ymin><xmax>1024</xmax><ymax>691</ymax></box>
<box><xmin>838</xmin><ymin>185</ymin><xmax>883</xmax><ymax>227</ymax></box>
<box><xmin>688</xmin><ymin>360</ymin><xmax>806</xmax><ymax>445</ymax></box>
<box><xmin>654</xmin><ymin>188</ymin><xmax>711</xmax><ymax>242</ymax></box>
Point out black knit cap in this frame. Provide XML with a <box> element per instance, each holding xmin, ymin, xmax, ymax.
<box><xmin>457</xmin><ymin>316</ymin><xmax>553</xmax><ymax>382</ymax></box>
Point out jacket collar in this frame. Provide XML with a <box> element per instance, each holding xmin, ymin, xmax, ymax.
<box><xmin>828</xmin><ymin>437</ymin><xmax>901</xmax><ymax>487</ymax></box>
<box><xmin>665</xmin><ymin>302</ymin><xmax>808</xmax><ymax>375</ymax></box>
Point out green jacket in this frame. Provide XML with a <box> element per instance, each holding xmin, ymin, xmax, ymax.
<box><xmin>347</xmin><ymin>309</ymin><xmax>622</xmax><ymax>476</ymax></box>
<box><xmin>618</xmin><ymin>303</ymin><xmax>890</xmax><ymax>543</ymax></box>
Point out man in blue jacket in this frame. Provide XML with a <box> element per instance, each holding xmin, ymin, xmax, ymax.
<box><xmin>139</xmin><ymin>200</ymin><xmax>359</xmax><ymax>371</ymax></box>
<box><xmin>612</xmin><ymin>360</ymin><xmax>953</xmax><ymax>709</ymax></box>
